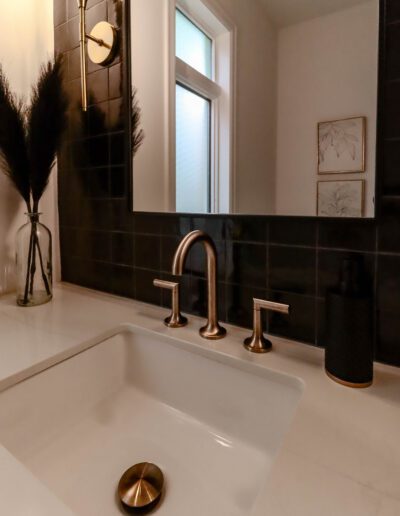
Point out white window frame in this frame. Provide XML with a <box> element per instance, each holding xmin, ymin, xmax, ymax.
<box><xmin>169</xmin><ymin>0</ymin><xmax>236</xmax><ymax>213</ymax></box>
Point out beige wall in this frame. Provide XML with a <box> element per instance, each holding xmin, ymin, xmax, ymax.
<box><xmin>275</xmin><ymin>1</ymin><xmax>378</xmax><ymax>216</ymax></box>
<box><xmin>131</xmin><ymin>0</ymin><xmax>278</xmax><ymax>214</ymax></box>
<box><xmin>0</xmin><ymin>1</ymin><xmax>57</xmax><ymax>295</ymax></box>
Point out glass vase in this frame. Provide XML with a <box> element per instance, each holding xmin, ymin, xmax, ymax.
<box><xmin>16</xmin><ymin>213</ymin><xmax>52</xmax><ymax>307</ymax></box>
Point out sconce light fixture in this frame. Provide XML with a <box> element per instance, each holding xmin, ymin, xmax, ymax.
<box><xmin>77</xmin><ymin>0</ymin><xmax>118</xmax><ymax>111</ymax></box>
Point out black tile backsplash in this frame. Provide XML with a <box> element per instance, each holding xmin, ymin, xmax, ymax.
<box><xmin>56</xmin><ymin>0</ymin><xmax>400</xmax><ymax>367</ymax></box>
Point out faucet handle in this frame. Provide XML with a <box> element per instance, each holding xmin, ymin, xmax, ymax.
<box><xmin>153</xmin><ymin>279</ymin><xmax>188</xmax><ymax>328</ymax></box>
<box><xmin>244</xmin><ymin>298</ymin><xmax>290</xmax><ymax>353</ymax></box>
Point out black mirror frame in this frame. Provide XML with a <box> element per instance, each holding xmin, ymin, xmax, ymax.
<box><xmin>122</xmin><ymin>0</ymin><xmax>387</xmax><ymax>222</ymax></box>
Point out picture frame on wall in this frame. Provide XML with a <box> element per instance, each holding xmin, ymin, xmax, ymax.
<box><xmin>317</xmin><ymin>179</ymin><xmax>365</xmax><ymax>217</ymax></box>
<box><xmin>318</xmin><ymin>116</ymin><xmax>366</xmax><ymax>174</ymax></box>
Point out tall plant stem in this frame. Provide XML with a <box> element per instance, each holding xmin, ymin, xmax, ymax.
<box><xmin>35</xmin><ymin>233</ymin><xmax>51</xmax><ymax>295</ymax></box>
<box><xmin>29</xmin><ymin>221</ymin><xmax>37</xmax><ymax>295</ymax></box>
<box><xmin>22</xmin><ymin>225</ymin><xmax>35</xmax><ymax>304</ymax></box>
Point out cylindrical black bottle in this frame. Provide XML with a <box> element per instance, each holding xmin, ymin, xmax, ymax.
<box><xmin>324</xmin><ymin>257</ymin><xmax>373</xmax><ymax>388</ymax></box>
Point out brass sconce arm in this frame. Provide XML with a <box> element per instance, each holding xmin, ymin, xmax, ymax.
<box><xmin>76</xmin><ymin>0</ymin><xmax>118</xmax><ymax>112</ymax></box>
<box><xmin>77</xmin><ymin>0</ymin><xmax>88</xmax><ymax>111</ymax></box>
<box><xmin>244</xmin><ymin>298</ymin><xmax>290</xmax><ymax>353</ymax></box>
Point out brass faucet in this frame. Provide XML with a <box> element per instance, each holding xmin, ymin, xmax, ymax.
<box><xmin>172</xmin><ymin>230</ymin><xmax>226</xmax><ymax>340</ymax></box>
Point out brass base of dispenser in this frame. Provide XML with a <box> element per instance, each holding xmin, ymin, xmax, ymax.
<box><xmin>325</xmin><ymin>369</ymin><xmax>372</xmax><ymax>389</ymax></box>
<box><xmin>118</xmin><ymin>462</ymin><xmax>164</xmax><ymax>513</ymax></box>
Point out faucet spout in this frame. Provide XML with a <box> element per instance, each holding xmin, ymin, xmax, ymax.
<box><xmin>172</xmin><ymin>230</ymin><xmax>226</xmax><ymax>340</ymax></box>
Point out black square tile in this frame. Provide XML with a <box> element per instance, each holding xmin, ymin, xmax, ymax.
<box><xmin>67</xmin><ymin>16</ymin><xmax>79</xmax><ymax>50</ymax></box>
<box><xmin>112</xmin><ymin>232</ymin><xmax>134</xmax><ymax>265</ymax></box>
<box><xmin>90</xmin><ymin>167</ymin><xmax>109</xmax><ymax>197</ymax></box>
<box><xmin>191</xmin><ymin>216</ymin><xmax>225</xmax><ymax>241</ymax></box>
<box><xmin>54</xmin><ymin>0</ymin><xmax>67</xmax><ymax>27</ymax></box>
<box><xmin>109</xmin><ymin>132</ymin><xmax>125</xmax><ymax>165</ymax></box>
<box><xmin>87</xmin><ymin>69</ymin><xmax>109</xmax><ymax>104</ymax></box>
<box><xmin>318</xmin><ymin>250</ymin><xmax>375</xmax><ymax>298</ymax></box>
<box><xmin>268</xmin><ymin>291</ymin><xmax>316</xmax><ymax>344</ymax></box>
<box><xmin>160</xmin><ymin>236</ymin><xmax>182</xmax><ymax>272</ymax></box>
<box><xmin>67</xmin><ymin>46</ymin><xmax>81</xmax><ymax>81</ymax></box>
<box><xmin>134</xmin><ymin>214</ymin><xmax>162</xmax><ymax>235</ymax></box>
<box><xmin>76</xmin><ymin>259</ymin><xmax>114</xmax><ymax>293</ymax></box>
<box><xmin>226</xmin><ymin>284</ymin><xmax>268</xmax><ymax>330</ymax></box>
<box><xmin>378</xmin><ymin>214</ymin><xmax>400</xmax><ymax>252</ymax></box>
<box><xmin>107</xmin><ymin>0</ymin><xmax>123</xmax><ymax>27</ymax></box>
<box><xmin>269</xmin><ymin>218</ymin><xmax>316</xmax><ymax>247</ymax></box>
<box><xmin>269</xmin><ymin>246</ymin><xmax>316</xmax><ymax>295</ymax></box>
<box><xmin>385</xmin><ymin>81</ymin><xmax>400</xmax><ymax>138</ymax></box>
<box><xmin>318</xmin><ymin>219</ymin><xmax>376</xmax><ymax>251</ymax></box>
<box><xmin>87</xmin><ymin>135</ymin><xmax>109</xmax><ymax>168</ymax></box>
<box><xmin>76</xmin><ymin>230</ymin><xmax>111</xmax><ymax>262</ymax></box>
<box><xmin>226</xmin><ymin>242</ymin><xmax>267</xmax><ymax>287</ymax></box>
<box><xmin>377</xmin><ymin>254</ymin><xmax>400</xmax><ymax>312</ymax></box>
<box><xmin>387</xmin><ymin>23</ymin><xmax>400</xmax><ymax>80</ymax></box>
<box><xmin>134</xmin><ymin>235</ymin><xmax>160</xmax><ymax>270</ymax></box>
<box><xmin>88</xmin><ymin>102</ymin><xmax>109</xmax><ymax>135</ymax></box>
<box><xmin>186</xmin><ymin>240</ymin><xmax>226</xmax><ymax>281</ymax></box>
<box><xmin>112</xmin><ymin>265</ymin><xmax>135</xmax><ymax>298</ymax></box>
<box><xmin>109</xmin><ymin>97</ymin><xmax>124</xmax><ymax>130</ymax></box>
<box><xmin>383</xmin><ymin>139</ymin><xmax>400</xmax><ymax>195</ymax></box>
<box><xmin>135</xmin><ymin>269</ymin><xmax>162</xmax><ymax>306</ymax></box>
<box><xmin>110</xmin><ymin>199</ymin><xmax>134</xmax><ymax>231</ymax></box>
<box><xmin>54</xmin><ymin>23</ymin><xmax>69</xmax><ymax>54</ymax></box>
<box><xmin>160</xmin><ymin>215</ymin><xmax>192</xmax><ymax>237</ymax></box>
<box><xmin>225</xmin><ymin>216</ymin><xmax>267</xmax><ymax>242</ymax></box>
<box><xmin>387</xmin><ymin>2</ymin><xmax>400</xmax><ymax>23</ymax></box>
<box><xmin>86</xmin><ymin>0</ymin><xmax>107</xmax><ymax>30</ymax></box>
<box><xmin>109</xmin><ymin>63</ymin><xmax>122</xmax><ymax>99</ymax></box>
<box><xmin>110</xmin><ymin>166</ymin><xmax>126</xmax><ymax>197</ymax></box>
<box><xmin>376</xmin><ymin>310</ymin><xmax>400</xmax><ymax>366</ymax></box>
<box><xmin>186</xmin><ymin>277</ymin><xmax>226</xmax><ymax>320</ymax></box>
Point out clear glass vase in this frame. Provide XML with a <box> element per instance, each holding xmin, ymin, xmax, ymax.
<box><xmin>16</xmin><ymin>213</ymin><xmax>52</xmax><ymax>307</ymax></box>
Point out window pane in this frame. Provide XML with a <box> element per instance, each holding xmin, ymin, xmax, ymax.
<box><xmin>176</xmin><ymin>84</ymin><xmax>210</xmax><ymax>213</ymax></box>
<box><xmin>176</xmin><ymin>9</ymin><xmax>212</xmax><ymax>79</ymax></box>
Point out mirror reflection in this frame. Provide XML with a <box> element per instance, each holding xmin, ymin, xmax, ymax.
<box><xmin>130</xmin><ymin>0</ymin><xmax>379</xmax><ymax>217</ymax></box>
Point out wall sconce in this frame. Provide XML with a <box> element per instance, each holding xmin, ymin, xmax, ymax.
<box><xmin>77</xmin><ymin>0</ymin><xmax>118</xmax><ymax>111</ymax></box>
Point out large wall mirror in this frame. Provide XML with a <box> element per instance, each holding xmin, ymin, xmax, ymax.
<box><xmin>128</xmin><ymin>0</ymin><xmax>379</xmax><ymax>217</ymax></box>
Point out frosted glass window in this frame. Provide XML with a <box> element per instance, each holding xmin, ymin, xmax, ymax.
<box><xmin>176</xmin><ymin>9</ymin><xmax>212</xmax><ymax>79</ymax></box>
<box><xmin>176</xmin><ymin>84</ymin><xmax>210</xmax><ymax>213</ymax></box>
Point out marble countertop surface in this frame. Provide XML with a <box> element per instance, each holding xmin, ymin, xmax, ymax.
<box><xmin>0</xmin><ymin>283</ymin><xmax>399</xmax><ymax>516</ymax></box>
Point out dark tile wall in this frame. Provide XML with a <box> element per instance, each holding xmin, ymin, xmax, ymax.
<box><xmin>55</xmin><ymin>0</ymin><xmax>400</xmax><ymax>367</ymax></box>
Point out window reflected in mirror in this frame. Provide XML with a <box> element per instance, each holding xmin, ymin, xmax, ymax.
<box><xmin>130</xmin><ymin>0</ymin><xmax>379</xmax><ymax>218</ymax></box>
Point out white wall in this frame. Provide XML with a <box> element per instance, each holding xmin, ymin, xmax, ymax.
<box><xmin>0</xmin><ymin>1</ymin><xmax>57</xmax><ymax>295</ymax></box>
<box><xmin>131</xmin><ymin>0</ymin><xmax>278</xmax><ymax>214</ymax></box>
<box><xmin>131</xmin><ymin>0</ymin><xmax>173</xmax><ymax>212</ymax></box>
<box><xmin>275</xmin><ymin>1</ymin><xmax>378</xmax><ymax>216</ymax></box>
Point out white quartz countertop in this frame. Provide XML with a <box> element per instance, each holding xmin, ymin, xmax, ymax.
<box><xmin>0</xmin><ymin>283</ymin><xmax>399</xmax><ymax>516</ymax></box>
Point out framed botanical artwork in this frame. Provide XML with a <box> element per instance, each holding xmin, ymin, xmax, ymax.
<box><xmin>318</xmin><ymin>116</ymin><xmax>366</xmax><ymax>174</ymax></box>
<box><xmin>317</xmin><ymin>180</ymin><xmax>364</xmax><ymax>217</ymax></box>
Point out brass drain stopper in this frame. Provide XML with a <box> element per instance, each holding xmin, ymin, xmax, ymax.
<box><xmin>118</xmin><ymin>462</ymin><xmax>164</xmax><ymax>512</ymax></box>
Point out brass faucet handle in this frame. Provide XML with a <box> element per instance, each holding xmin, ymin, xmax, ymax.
<box><xmin>153</xmin><ymin>279</ymin><xmax>188</xmax><ymax>328</ymax></box>
<box><xmin>244</xmin><ymin>298</ymin><xmax>290</xmax><ymax>354</ymax></box>
<box><xmin>253</xmin><ymin>298</ymin><xmax>290</xmax><ymax>314</ymax></box>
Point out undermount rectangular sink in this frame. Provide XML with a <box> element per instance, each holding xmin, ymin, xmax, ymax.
<box><xmin>0</xmin><ymin>328</ymin><xmax>303</xmax><ymax>515</ymax></box>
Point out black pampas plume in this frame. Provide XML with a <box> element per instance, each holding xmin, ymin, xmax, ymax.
<box><xmin>0</xmin><ymin>68</ymin><xmax>31</xmax><ymax>210</ymax></box>
<box><xmin>132</xmin><ymin>87</ymin><xmax>144</xmax><ymax>157</ymax></box>
<box><xmin>27</xmin><ymin>55</ymin><xmax>68</xmax><ymax>211</ymax></box>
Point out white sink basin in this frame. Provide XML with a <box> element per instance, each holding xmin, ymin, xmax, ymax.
<box><xmin>0</xmin><ymin>327</ymin><xmax>303</xmax><ymax>515</ymax></box>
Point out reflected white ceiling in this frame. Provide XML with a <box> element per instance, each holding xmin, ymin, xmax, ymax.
<box><xmin>258</xmin><ymin>0</ymin><xmax>373</xmax><ymax>27</ymax></box>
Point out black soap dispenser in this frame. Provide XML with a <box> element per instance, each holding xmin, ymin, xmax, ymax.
<box><xmin>324</xmin><ymin>257</ymin><xmax>373</xmax><ymax>388</ymax></box>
